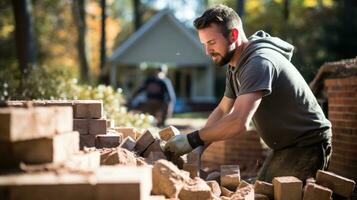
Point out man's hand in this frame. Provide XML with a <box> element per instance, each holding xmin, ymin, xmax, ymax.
<box><xmin>164</xmin><ymin>135</ymin><xmax>193</xmax><ymax>156</ymax></box>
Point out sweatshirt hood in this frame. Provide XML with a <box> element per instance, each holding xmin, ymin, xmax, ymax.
<box><xmin>237</xmin><ymin>30</ymin><xmax>294</xmax><ymax>67</ymax></box>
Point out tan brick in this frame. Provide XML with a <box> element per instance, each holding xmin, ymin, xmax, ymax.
<box><xmin>95</xmin><ymin>134</ymin><xmax>122</xmax><ymax>149</ymax></box>
<box><xmin>205</xmin><ymin>171</ymin><xmax>220</xmax><ymax>182</ymax></box>
<box><xmin>100</xmin><ymin>148</ymin><xmax>137</xmax><ymax>166</ymax></box>
<box><xmin>183</xmin><ymin>163</ymin><xmax>199</xmax><ymax>179</ymax></box>
<box><xmin>158</xmin><ymin>126</ymin><xmax>180</xmax><ymax>141</ymax></box>
<box><xmin>73</xmin><ymin>100</ymin><xmax>103</xmax><ymax>119</ymax></box>
<box><xmin>74</xmin><ymin>119</ymin><xmax>107</xmax><ymax>135</ymax></box>
<box><xmin>0</xmin><ymin>107</ymin><xmax>72</xmax><ymax>142</ymax></box>
<box><xmin>113</xmin><ymin>127</ymin><xmax>138</xmax><ymax>139</ymax></box>
<box><xmin>206</xmin><ymin>180</ymin><xmax>221</xmax><ymax>197</ymax></box>
<box><xmin>221</xmin><ymin>196</ymin><xmax>231</xmax><ymax>200</ymax></box>
<box><xmin>231</xmin><ymin>184</ymin><xmax>254</xmax><ymax>200</ymax></box>
<box><xmin>0</xmin><ymin>165</ymin><xmax>152</xmax><ymax>200</ymax></box>
<box><xmin>178</xmin><ymin>177</ymin><xmax>214</xmax><ymax>200</ymax></box>
<box><xmin>273</xmin><ymin>176</ymin><xmax>302</xmax><ymax>200</ymax></box>
<box><xmin>254</xmin><ymin>193</ymin><xmax>270</xmax><ymax>200</ymax></box>
<box><xmin>186</xmin><ymin>146</ymin><xmax>203</xmax><ymax>177</ymax></box>
<box><xmin>238</xmin><ymin>180</ymin><xmax>250</xmax><ymax>189</ymax></box>
<box><xmin>119</xmin><ymin>136</ymin><xmax>136</xmax><ymax>151</ymax></box>
<box><xmin>152</xmin><ymin>159</ymin><xmax>191</xmax><ymax>198</ymax></box>
<box><xmin>303</xmin><ymin>183</ymin><xmax>332</xmax><ymax>200</ymax></box>
<box><xmin>220</xmin><ymin>186</ymin><xmax>234</xmax><ymax>197</ymax></box>
<box><xmin>65</xmin><ymin>151</ymin><xmax>100</xmax><ymax>171</ymax></box>
<box><xmin>12</xmin><ymin>131</ymin><xmax>79</xmax><ymax>164</ymax></box>
<box><xmin>79</xmin><ymin>134</ymin><xmax>96</xmax><ymax>149</ymax></box>
<box><xmin>254</xmin><ymin>180</ymin><xmax>273</xmax><ymax>199</ymax></box>
<box><xmin>221</xmin><ymin>165</ymin><xmax>241</xmax><ymax>191</ymax></box>
<box><xmin>134</xmin><ymin>130</ymin><xmax>158</xmax><ymax>155</ymax></box>
<box><xmin>316</xmin><ymin>170</ymin><xmax>356</xmax><ymax>198</ymax></box>
<box><xmin>142</xmin><ymin>139</ymin><xmax>165</xmax><ymax>158</ymax></box>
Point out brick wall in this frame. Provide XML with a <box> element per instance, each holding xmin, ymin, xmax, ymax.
<box><xmin>201</xmin><ymin>130</ymin><xmax>269</xmax><ymax>179</ymax></box>
<box><xmin>325</xmin><ymin>76</ymin><xmax>357</xmax><ymax>182</ymax></box>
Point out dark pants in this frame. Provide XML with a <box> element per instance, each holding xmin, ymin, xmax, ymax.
<box><xmin>256</xmin><ymin>141</ymin><xmax>332</xmax><ymax>183</ymax></box>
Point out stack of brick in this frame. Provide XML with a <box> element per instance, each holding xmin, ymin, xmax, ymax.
<box><xmin>0</xmin><ymin>103</ymin><xmax>154</xmax><ymax>200</ymax></box>
<box><xmin>6</xmin><ymin>100</ymin><xmax>123</xmax><ymax>150</ymax></box>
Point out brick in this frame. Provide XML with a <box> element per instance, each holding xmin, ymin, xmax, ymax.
<box><xmin>303</xmin><ymin>183</ymin><xmax>332</xmax><ymax>200</ymax></box>
<box><xmin>95</xmin><ymin>134</ymin><xmax>122</xmax><ymax>149</ymax></box>
<box><xmin>221</xmin><ymin>196</ymin><xmax>231</xmax><ymax>200</ymax></box>
<box><xmin>119</xmin><ymin>136</ymin><xmax>136</xmax><ymax>151</ymax></box>
<box><xmin>73</xmin><ymin>100</ymin><xmax>103</xmax><ymax>119</ymax></box>
<box><xmin>220</xmin><ymin>186</ymin><xmax>234</xmax><ymax>197</ymax></box>
<box><xmin>183</xmin><ymin>163</ymin><xmax>199</xmax><ymax>179</ymax></box>
<box><xmin>0</xmin><ymin>107</ymin><xmax>72</xmax><ymax>142</ymax></box>
<box><xmin>221</xmin><ymin>165</ymin><xmax>241</xmax><ymax>191</ymax></box>
<box><xmin>148</xmin><ymin>195</ymin><xmax>166</xmax><ymax>200</ymax></box>
<box><xmin>205</xmin><ymin>171</ymin><xmax>220</xmax><ymax>182</ymax></box>
<box><xmin>316</xmin><ymin>170</ymin><xmax>356</xmax><ymax>197</ymax></box>
<box><xmin>134</xmin><ymin>130</ymin><xmax>158</xmax><ymax>156</ymax></box>
<box><xmin>0</xmin><ymin>166</ymin><xmax>152</xmax><ymax>200</ymax></box>
<box><xmin>158</xmin><ymin>126</ymin><xmax>180</xmax><ymax>141</ymax></box>
<box><xmin>11</xmin><ymin>131</ymin><xmax>79</xmax><ymax>164</ymax></box>
<box><xmin>142</xmin><ymin>139</ymin><xmax>165</xmax><ymax>158</ymax></box>
<box><xmin>65</xmin><ymin>151</ymin><xmax>100</xmax><ymax>171</ymax></box>
<box><xmin>254</xmin><ymin>180</ymin><xmax>273</xmax><ymax>199</ymax></box>
<box><xmin>136</xmin><ymin>157</ymin><xmax>148</xmax><ymax>166</ymax></box>
<box><xmin>170</xmin><ymin>154</ymin><xmax>187</xmax><ymax>169</ymax></box>
<box><xmin>0</xmin><ymin>142</ymin><xmax>18</xmax><ymax>169</ymax></box>
<box><xmin>79</xmin><ymin>134</ymin><xmax>96</xmax><ymax>149</ymax></box>
<box><xmin>273</xmin><ymin>176</ymin><xmax>303</xmax><ymax>200</ymax></box>
<box><xmin>231</xmin><ymin>184</ymin><xmax>254</xmax><ymax>200</ymax></box>
<box><xmin>152</xmin><ymin>160</ymin><xmax>191</xmax><ymax>198</ymax></box>
<box><xmin>113</xmin><ymin>127</ymin><xmax>138</xmax><ymax>139</ymax></box>
<box><xmin>100</xmin><ymin>148</ymin><xmax>137</xmax><ymax>166</ymax></box>
<box><xmin>186</xmin><ymin>146</ymin><xmax>203</xmax><ymax>177</ymax></box>
<box><xmin>178</xmin><ymin>177</ymin><xmax>214</xmax><ymax>200</ymax></box>
<box><xmin>206</xmin><ymin>180</ymin><xmax>221</xmax><ymax>197</ymax></box>
<box><xmin>146</xmin><ymin>151</ymin><xmax>167</xmax><ymax>165</ymax></box>
<box><xmin>73</xmin><ymin>119</ymin><xmax>107</xmax><ymax>135</ymax></box>
<box><xmin>254</xmin><ymin>193</ymin><xmax>270</xmax><ymax>200</ymax></box>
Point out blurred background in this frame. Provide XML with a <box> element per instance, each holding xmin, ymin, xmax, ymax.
<box><xmin>0</xmin><ymin>0</ymin><xmax>357</xmax><ymax>128</ymax></box>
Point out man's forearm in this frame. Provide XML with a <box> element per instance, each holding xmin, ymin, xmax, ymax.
<box><xmin>204</xmin><ymin>107</ymin><xmax>228</xmax><ymax>128</ymax></box>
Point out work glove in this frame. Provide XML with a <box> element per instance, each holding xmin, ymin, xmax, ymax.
<box><xmin>164</xmin><ymin>130</ymin><xmax>204</xmax><ymax>156</ymax></box>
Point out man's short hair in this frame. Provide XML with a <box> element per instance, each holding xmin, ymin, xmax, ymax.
<box><xmin>193</xmin><ymin>4</ymin><xmax>242</xmax><ymax>37</ymax></box>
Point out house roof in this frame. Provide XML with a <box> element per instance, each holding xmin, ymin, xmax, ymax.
<box><xmin>310</xmin><ymin>57</ymin><xmax>357</xmax><ymax>97</ymax></box>
<box><xmin>108</xmin><ymin>9</ymin><xmax>212</xmax><ymax>67</ymax></box>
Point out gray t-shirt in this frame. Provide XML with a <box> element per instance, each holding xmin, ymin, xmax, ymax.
<box><xmin>225</xmin><ymin>32</ymin><xmax>331</xmax><ymax>150</ymax></box>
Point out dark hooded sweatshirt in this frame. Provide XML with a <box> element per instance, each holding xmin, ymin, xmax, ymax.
<box><xmin>224</xmin><ymin>30</ymin><xmax>331</xmax><ymax>150</ymax></box>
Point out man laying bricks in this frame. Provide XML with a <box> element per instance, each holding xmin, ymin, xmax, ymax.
<box><xmin>165</xmin><ymin>4</ymin><xmax>332</xmax><ymax>183</ymax></box>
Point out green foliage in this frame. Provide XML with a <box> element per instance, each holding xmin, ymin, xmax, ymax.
<box><xmin>0</xmin><ymin>66</ymin><xmax>155</xmax><ymax>129</ymax></box>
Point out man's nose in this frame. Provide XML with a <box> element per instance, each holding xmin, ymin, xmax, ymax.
<box><xmin>205</xmin><ymin>46</ymin><xmax>212</xmax><ymax>56</ymax></box>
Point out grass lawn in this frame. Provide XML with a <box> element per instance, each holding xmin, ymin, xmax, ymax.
<box><xmin>172</xmin><ymin>112</ymin><xmax>210</xmax><ymax>119</ymax></box>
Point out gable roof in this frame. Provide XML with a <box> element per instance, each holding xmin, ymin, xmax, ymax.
<box><xmin>108</xmin><ymin>9</ymin><xmax>212</xmax><ymax>67</ymax></box>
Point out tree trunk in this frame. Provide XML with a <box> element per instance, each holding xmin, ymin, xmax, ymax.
<box><xmin>11</xmin><ymin>0</ymin><xmax>36</xmax><ymax>79</ymax></box>
<box><xmin>99</xmin><ymin>0</ymin><xmax>109</xmax><ymax>84</ymax></box>
<box><xmin>133</xmin><ymin>0</ymin><xmax>141</xmax><ymax>30</ymax></box>
<box><xmin>72</xmin><ymin>0</ymin><xmax>89</xmax><ymax>83</ymax></box>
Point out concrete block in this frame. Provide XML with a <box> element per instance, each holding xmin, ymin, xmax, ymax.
<box><xmin>119</xmin><ymin>136</ymin><xmax>136</xmax><ymax>151</ymax></box>
<box><xmin>95</xmin><ymin>134</ymin><xmax>122</xmax><ymax>149</ymax></box>
<box><xmin>231</xmin><ymin>184</ymin><xmax>254</xmax><ymax>200</ymax></box>
<box><xmin>146</xmin><ymin>151</ymin><xmax>167</xmax><ymax>165</ymax></box>
<box><xmin>134</xmin><ymin>130</ymin><xmax>158</xmax><ymax>156</ymax></box>
<box><xmin>254</xmin><ymin>180</ymin><xmax>273</xmax><ymax>199</ymax></box>
<box><xmin>303</xmin><ymin>183</ymin><xmax>332</xmax><ymax>200</ymax></box>
<box><xmin>80</xmin><ymin>134</ymin><xmax>96</xmax><ymax>149</ymax></box>
<box><xmin>178</xmin><ymin>177</ymin><xmax>214</xmax><ymax>200</ymax></box>
<box><xmin>158</xmin><ymin>126</ymin><xmax>180</xmax><ymax>141</ymax></box>
<box><xmin>73</xmin><ymin>119</ymin><xmax>89</xmax><ymax>134</ymax></box>
<box><xmin>142</xmin><ymin>139</ymin><xmax>165</xmax><ymax>158</ymax></box>
<box><xmin>0</xmin><ymin>166</ymin><xmax>152</xmax><ymax>200</ymax></box>
<box><xmin>73</xmin><ymin>100</ymin><xmax>103</xmax><ymax>119</ymax></box>
<box><xmin>0</xmin><ymin>107</ymin><xmax>72</xmax><ymax>142</ymax></box>
<box><xmin>316</xmin><ymin>170</ymin><xmax>355</xmax><ymax>198</ymax></box>
<box><xmin>273</xmin><ymin>176</ymin><xmax>302</xmax><ymax>200</ymax></box>
<box><xmin>152</xmin><ymin>159</ymin><xmax>191</xmax><ymax>198</ymax></box>
<box><xmin>206</xmin><ymin>180</ymin><xmax>221</xmax><ymax>197</ymax></box>
<box><xmin>113</xmin><ymin>127</ymin><xmax>138</xmax><ymax>140</ymax></box>
<box><xmin>221</xmin><ymin>165</ymin><xmax>241</xmax><ymax>191</ymax></box>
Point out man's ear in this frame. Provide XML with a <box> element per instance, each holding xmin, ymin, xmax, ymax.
<box><xmin>230</xmin><ymin>28</ymin><xmax>239</xmax><ymax>43</ymax></box>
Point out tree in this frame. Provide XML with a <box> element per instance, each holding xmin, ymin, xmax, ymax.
<box><xmin>72</xmin><ymin>0</ymin><xmax>89</xmax><ymax>83</ymax></box>
<box><xmin>11</xmin><ymin>0</ymin><xmax>36</xmax><ymax>80</ymax></box>
<box><xmin>133</xmin><ymin>0</ymin><xmax>142</xmax><ymax>30</ymax></box>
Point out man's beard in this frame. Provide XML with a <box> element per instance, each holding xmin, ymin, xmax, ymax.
<box><xmin>212</xmin><ymin>50</ymin><xmax>234</xmax><ymax>67</ymax></box>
